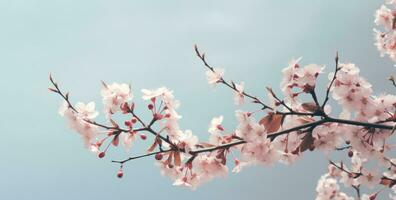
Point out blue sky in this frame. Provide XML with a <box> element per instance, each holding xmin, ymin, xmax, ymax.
<box><xmin>0</xmin><ymin>0</ymin><xmax>394</xmax><ymax>199</ymax></box>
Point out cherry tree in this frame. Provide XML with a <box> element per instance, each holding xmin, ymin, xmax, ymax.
<box><xmin>50</xmin><ymin>1</ymin><xmax>396</xmax><ymax>199</ymax></box>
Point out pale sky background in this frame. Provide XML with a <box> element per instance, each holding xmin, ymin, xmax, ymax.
<box><xmin>0</xmin><ymin>0</ymin><xmax>395</xmax><ymax>199</ymax></box>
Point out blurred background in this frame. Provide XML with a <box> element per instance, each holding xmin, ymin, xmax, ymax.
<box><xmin>0</xmin><ymin>0</ymin><xmax>394</xmax><ymax>199</ymax></box>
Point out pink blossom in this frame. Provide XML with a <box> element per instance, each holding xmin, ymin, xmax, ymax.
<box><xmin>176</xmin><ymin>130</ymin><xmax>198</xmax><ymax>153</ymax></box>
<box><xmin>101</xmin><ymin>82</ymin><xmax>132</xmax><ymax>116</ymax></box>
<box><xmin>196</xmin><ymin>154</ymin><xmax>228</xmax><ymax>178</ymax></box>
<box><xmin>358</xmin><ymin>169</ymin><xmax>381</xmax><ymax>188</ymax></box>
<box><xmin>206</xmin><ymin>68</ymin><xmax>224</xmax><ymax>84</ymax></box>
<box><xmin>123</xmin><ymin>132</ymin><xmax>136</xmax><ymax>151</ymax></box>
<box><xmin>75</xmin><ymin>102</ymin><xmax>99</xmax><ymax>119</ymax></box>
<box><xmin>208</xmin><ymin>116</ymin><xmax>224</xmax><ymax>135</ymax></box>
<box><xmin>234</xmin><ymin>82</ymin><xmax>245</xmax><ymax>105</ymax></box>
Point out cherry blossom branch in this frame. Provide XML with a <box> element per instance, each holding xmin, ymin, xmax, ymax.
<box><xmin>111</xmin><ymin>113</ymin><xmax>395</xmax><ymax>166</ymax></box>
<box><xmin>49</xmin><ymin>75</ymin><xmax>130</xmax><ymax>133</ymax></box>
<box><xmin>50</xmin><ymin>75</ymin><xmax>177</xmax><ymax>153</ymax></box>
<box><xmin>195</xmin><ymin>45</ymin><xmax>323</xmax><ymax>118</ymax></box>
<box><xmin>329</xmin><ymin>160</ymin><xmax>396</xmax><ymax>186</ymax></box>
<box><xmin>194</xmin><ymin>45</ymin><xmax>272</xmax><ymax>110</ymax></box>
<box><xmin>49</xmin><ymin>1</ymin><xmax>396</xmax><ymax>196</ymax></box>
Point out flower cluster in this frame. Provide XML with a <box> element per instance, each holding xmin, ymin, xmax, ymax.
<box><xmin>315</xmin><ymin>150</ymin><xmax>396</xmax><ymax>200</ymax></box>
<box><xmin>374</xmin><ymin>1</ymin><xmax>396</xmax><ymax>62</ymax></box>
<box><xmin>49</xmin><ymin>1</ymin><xmax>396</xmax><ymax>198</ymax></box>
<box><xmin>58</xmin><ymin>101</ymin><xmax>99</xmax><ymax>148</ymax></box>
<box><xmin>280</xmin><ymin>57</ymin><xmax>324</xmax><ymax>98</ymax></box>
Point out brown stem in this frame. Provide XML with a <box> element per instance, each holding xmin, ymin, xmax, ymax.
<box><xmin>112</xmin><ymin>149</ymin><xmax>173</xmax><ymax>164</ymax></box>
<box><xmin>322</xmin><ymin>51</ymin><xmax>339</xmax><ymax>109</ymax></box>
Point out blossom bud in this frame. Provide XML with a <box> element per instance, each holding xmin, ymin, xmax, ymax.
<box><xmin>140</xmin><ymin>134</ymin><xmax>147</xmax><ymax>140</ymax></box>
<box><xmin>150</xmin><ymin>97</ymin><xmax>156</xmax><ymax>103</ymax></box>
<box><xmin>124</xmin><ymin>120</ymin><xmax>132</xmax><ymax>127</ymax></box>
<box><xmin>131</xmin><ymin>118</ymin><xmax>137</xmax><ymax>124</ymax></box>
<box><xmin>148</xmin><ymin>104</ymin><xmax>154</xmax><ymax>110</ymax></box>
<box><xmin>155</xmin><ymin>153</ymin><xmax>163</xmax><ymax>160</ymax></box>
<box><xmin>121</xmin><ymin>102</ymin><xmax>129</xmax><ymax>113</ymax></box>
<box><xmin>117</xmin><ymin>169</ymin><xmax>123</xmax><ymax>178</ymax></box>
<box><xmin>348</xmin><ymin>150</ymin><xmax>353</xmax><ymax>158</ymax></box>
<box><xmin>345</xmin><ymin>140</ymin><xmax>350</xmax><ymax>145</ymax></box>
<box><xmin>98</xmin><ymin>152</ymin><xmax>106</xmax><ymax>158</ymax></box>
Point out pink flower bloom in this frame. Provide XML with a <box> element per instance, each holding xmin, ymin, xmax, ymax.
<box><xmin>234</xmin><ymin>82</ymin><xmax>245</xmax><ymax>105</ymax></box>
<box><xmin>75</xmin><ymin>102</ymin><xmax>99</xmax><ymax>119</ymax></box>
<box><xmin>375</xmin><ymin>5</ymin><xmax>393</xmax><ymax>29</ymax></box>
<box><xmin>176</xmin><ymin>130</ymin><xmax>198</xmax><ymax>153</ymax></box>
<box><xmin>235</xmin><ymin>110</ymin><xmax>266</xmax><ymax>142</ymax></box>
<box><xmin>208</xmin><ymin>116</ymin><xmax>224</xmax><ymax>135</ymax></box>
<box><xmin>281</xmin><ymin>57</ymin><xmax>324</xmax><ymax>96</ymax></box>
<box><xmin>315</xmin><ymin>173</ymin><xmax>354</xmax><ymax>200</ymax></box>
<box><xmin>59</xmin><ymin>101</ymin><xmax>99</xmax><ymax>148</ymax></box>
<box><xmin>101</xmin><ymin>82</ymin><xmax>132</xmax><ymax>116</ymax></box>
<box><xmin>358</xmin><ymin>169</ymin><xmax>381</xmax><ymax>188</ymax></box>
<box><xmin>206</xmin><ymin>68</ymin><xmax>224</xmax><ymax>84</ymax></box>
<box><xmin>196</xmin><ymin>154</ymin><xmax>228</xmax><ymax>178</ymax></box>
<box><xmin>141</xmin><ymin>87</ymin><xmax>180</xmax><ymax>109</ymax></box>
<box><xmin>123</xmin><ymin>132</ymin><xmax>136</xmax><ymax>151</ymax></box>
<box><xmin>173</xmin><ymin>176</ymin><xmax>192</xmax><ymax>187</ymax></box>
<box><xmin>339</xmin><ymin>171</ymin><xmax>357</xmax><ymax>187</ymax></box>
<box><xmin>281</xmin><ymin>57</ymin><xmax>302</xmax><ymax>95</ymax></box>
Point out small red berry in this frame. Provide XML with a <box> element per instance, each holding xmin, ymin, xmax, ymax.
<box><xmin>155</xmin><ymin>153</ymin><xmax>163</xmax><ymax>160</ymax></box>
<box><xmin>98</xmin><ymin>152</ymin><xmax>106</xmax><ymax>158</ymax></box>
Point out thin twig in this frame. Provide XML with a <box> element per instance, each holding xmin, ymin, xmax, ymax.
<box><xmin>322</xmin><ymin>52</ymin><xmax>339</xmax><ymax>109</ymax></box>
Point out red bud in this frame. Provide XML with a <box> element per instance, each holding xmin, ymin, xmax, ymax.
<box><xmin>98</xmin><ymin>152</ymin><xmax>106</xmax><ymax>158</ymax></box>
<box><xmin>124</xmin><ymin>120</ymin><xmax>132</xmax><ymax>127</ymax></box>
<box><xmin>140</xmin><ymin>134</ymin><xmax>147</xmax><ymax>140</ymax></box>
<box><xmin>117</xmin><ymin>169</ymin><xmax>123</xmax><ymax>178</ymax></box>
<box><xmin>155</xmin><ymin>153</ymin><xmax>163</xmax><ymax>160</ymax></box>
<box><xmin>131</xmin><ymin>118</ymin><xmax>137</xmax><ymax>124</ymax></box>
